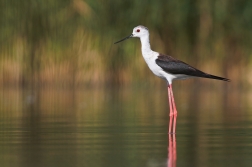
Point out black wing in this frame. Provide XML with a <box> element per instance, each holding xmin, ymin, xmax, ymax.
<box><xmin>155</xmin><ymin>54</ymin><xmax>230</xmax><ymax>81</ymax></box>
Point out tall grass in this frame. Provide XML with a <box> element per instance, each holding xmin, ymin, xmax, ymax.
<box><xmin>1</xmin><ymin>0</ymin><xmax>252</xmax><ymax>87</ymax></box>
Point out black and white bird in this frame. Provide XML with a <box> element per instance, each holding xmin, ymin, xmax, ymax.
<box><xmin>114</xmin><ymin>25</ymin><xmax>229</xmax><ymax>134</ymax></box>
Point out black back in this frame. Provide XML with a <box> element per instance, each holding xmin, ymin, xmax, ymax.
<box><xmin>155</xmin><ymin>54</ymin><xmax>230</xmax><ymax>81</ymax></box>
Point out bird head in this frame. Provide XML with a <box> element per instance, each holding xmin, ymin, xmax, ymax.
<box><xmin>114</xmin><ymin>25</ymin><xmax>149</xmax><ymax>44</ymax></box>
<box><xmin>132</xmin><ymin>25</ymin><xmax>149</xmax><ymax>38</ymax></box>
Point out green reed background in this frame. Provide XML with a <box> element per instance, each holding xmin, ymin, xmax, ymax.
<box><xmin>0</xmin><ymin>0</ymin><xmax>251</xmax><ymax>87</ymax></box>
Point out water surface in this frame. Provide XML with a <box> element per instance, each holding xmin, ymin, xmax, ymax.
<box><xmin>0</xmin><ymin>85</ymin><xmax>251</xmax><ymax>167</ymax></box>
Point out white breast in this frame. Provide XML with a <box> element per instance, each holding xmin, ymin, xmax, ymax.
<box><xmin>142</xmin><ymin>51</ymin><xmax>166</xmax><ymax>78</ymax></box>
<box><xmin>139</xmin><ymin>36</ymin><xmax>190</xmax><ymax>84</ymax></box>
<box><xmin>142</xmin><ymin>51</ymin><xmax>191</xmax><ymax>84</ymax></box>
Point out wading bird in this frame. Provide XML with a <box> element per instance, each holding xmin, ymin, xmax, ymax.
<box><xmin>114</xmin><ymin>25</ymin><xmax>229</xmax><ymax>134</ymax></box>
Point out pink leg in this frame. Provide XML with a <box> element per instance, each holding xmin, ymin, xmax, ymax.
<box><xmin>167</xmin><ymin>85</ymin><xmax>173</xmax><ymax>116</ymax></box>
<box><xmin>173</xmin><ymin>115</ymin><xmax>177</xmax><ymax>134</ymax></box>
<box><xmin>168</xmin><ymin>84</ymin><xmax>178</xmax><ymax>134</ymax></box>
<box><xmin>169</xmin><ymin>115</ymin><xmax>173</xmax><ymax>134</ymax></box>
<box><xmin>168</xmin><ymin>85</ymin><xmax>173</xmax><ymax>134</ymax></box>
<box><xmin>169</xmin><ymin>84</ymin><xmax>177</xmax><ymax>116</ymax></box>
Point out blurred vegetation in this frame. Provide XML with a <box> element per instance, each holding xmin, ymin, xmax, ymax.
<box><xmin>1</xmin><ymin>0</ymin><xmax>252</xmax><ymax>88</ymax></box>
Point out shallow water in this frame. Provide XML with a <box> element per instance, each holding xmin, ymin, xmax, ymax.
<box><xmin>0</xmin><ymin>85</ymin><xmax>252</xmax><ymax>167</ymax></box>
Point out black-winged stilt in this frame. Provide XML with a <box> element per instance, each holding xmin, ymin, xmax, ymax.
<box><xmin>114</xmin><ymin>25</ymin><xmax>230</xmax><ymax>134</ymax></box>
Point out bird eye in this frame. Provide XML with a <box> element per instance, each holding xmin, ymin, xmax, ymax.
<box><xmin>136</xmin><ymin>29</ymin><xmax>140</xmax><ymax>32</ymax></box>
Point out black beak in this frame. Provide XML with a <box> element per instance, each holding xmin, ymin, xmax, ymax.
<box><xmin>114</xmin><ymin>34</ymin><xmax>133</xmax><ymax>44</ymax></box>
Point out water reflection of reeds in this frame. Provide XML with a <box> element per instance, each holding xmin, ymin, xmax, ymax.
<box><xmin>0</xmin><ymin>84</ymin><xmax>247</xmax><ymax>127</ymax></box>
<box><xmin>0</xmin><ymin>85</ymin><xmax>251</xmax><ymax>167</ymax></box>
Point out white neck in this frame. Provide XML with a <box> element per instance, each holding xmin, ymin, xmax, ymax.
<box><xmin>140</xmin><ymin>35</ymin><xmax>154</xmax><ymax>57</ymax></box>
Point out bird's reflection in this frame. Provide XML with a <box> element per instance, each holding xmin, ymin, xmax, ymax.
<box><xmin>168</xmin><ymin>134</ymin><xmax>177</xmax><ymax>167</ymax></box>
<box><xmin>168</xmin><ymin>116</ymin><xmax>177</xmax><ymax>167</ymax></box>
